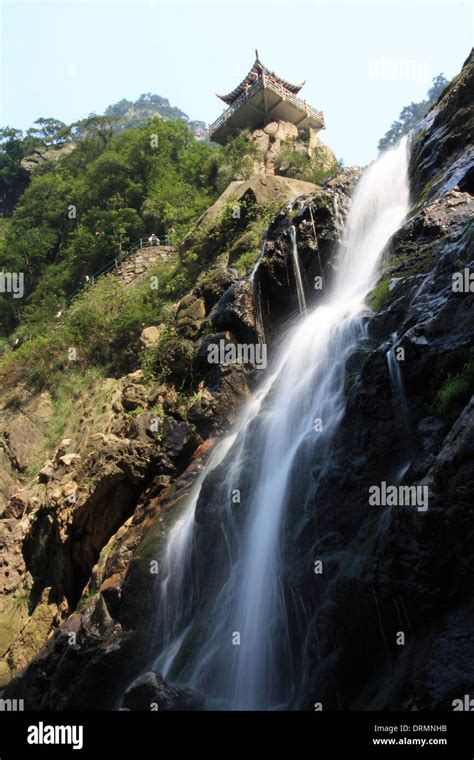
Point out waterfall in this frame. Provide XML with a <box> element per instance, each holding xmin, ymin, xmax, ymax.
<box><xmin>249</xmin><ymin>237</ymin><xmax>267</xmax><ymax>344</ymax></box>
<box><xmin>249</xmin><ymin>236</ymin><xmax>267</xmax><ymax>283</ymax></box>
<box><xmin>149</xmin><ymin>136</ymin><xmax>410</xmax><ymax>710</ymax></box>
<box><xmin>151</xmin><ymin>433</ymin><xmax>238</xmax><ymax>674</ymax></box>
<box><xmin>386</xmin><ymin>332</ymin><xmax>416</xmax><ymax>468</ymax></box>
<box><xmin>288</xmin><ymin>225</ymin><xmax>307</xmax><ymax>313</ymax></box>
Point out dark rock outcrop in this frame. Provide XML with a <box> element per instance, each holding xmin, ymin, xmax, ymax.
<box><xmin>123</xmin><ymin>672</ymin><xmax>205</xmax><ymax>711</ymax></box>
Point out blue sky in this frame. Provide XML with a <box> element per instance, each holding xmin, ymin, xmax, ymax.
<box><xmin>0</xmin><ymin>0</ymin><xmax>472</xmax><ymax>165</ymax></box>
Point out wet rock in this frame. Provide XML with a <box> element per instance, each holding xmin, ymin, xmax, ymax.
<box><xmin>210</xmin><ymin>280</ymin><xmax>258</xmax><ymax>342</ymax></box>
<box><xmin>123</xmin><ymin>672</ymin><xmax>205</xmax><ymax>711</ymax></box>
<box><xmin>195</xmin><ymin>331</ymin><xmax>237</xmax><ymax>369</ymax></box>
<box><xmin>195</xmin><ymin>332</ymin><xmax>253</xmax><ymax>432</ymax></box>
<box><xmin>160</xmin><ymin>417</ymin><xmax>199</xmax><ymax>460</ymax></box>
<box><xmin>197</xmin><ymin>267</ymin><xmax>239</xmax><ymax>311</ymax></box>
<box><xmin>411</xmin><ymin>603</ymin><xmax>474</xmax><ymax>709</ymax></box>
<box><xmin>410</xmin><ymin>49</ymin><xmax>474</xmax><ymax>204</ymax></box>
<box><xmin>296</xmin><ymin>57</ymin><xmax>474</xmax><ymax>709</ymax></box>
<box><xmin>186</xmin><ymin>390</ymin><xmax>217</xmax><ymax>438</ymax></box>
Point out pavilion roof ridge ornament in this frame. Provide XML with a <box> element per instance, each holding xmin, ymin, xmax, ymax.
<box><xmin>217</xmin><ymin>52</ymin><xmax>305</xmax><ymax>106</ymax></box>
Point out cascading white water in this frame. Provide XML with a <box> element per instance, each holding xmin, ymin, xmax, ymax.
<box><xmin>249</xmin><ymin>237</ymin><xmax>267</xmax><ymax>283</ymax></box>
<box><xmin>386</xmin><ymin>332</ymin><xmax>415</xmax><ymax>467</ymax></box>
<box><xmin>151</xmin><ymin>136</ymin><xmax>410</xmax><ymax>710</ymax></box>
<box><xmin>288</xmin><ymin>225</ymin><xmax>307</xmax><ymax>313</ymax></box>
<box><xmin>249</xmin><ymin>238</ymin><xmax>267</xmax><ymax>345</ymax></box>
<box><xmin>151</xmin><ymin>432</ymin><xmax>237</xmax><ymax>673</ymax></box>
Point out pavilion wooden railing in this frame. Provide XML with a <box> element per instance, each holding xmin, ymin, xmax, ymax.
<box><xmin>265</xmin><ymin>77</ymin><xmax>325</xmax><ymax>126</ymax></box>
<box><xmin>209</xmin><ymin>78</ymin><xmax>262</xmax><ymax>134</ymax></box>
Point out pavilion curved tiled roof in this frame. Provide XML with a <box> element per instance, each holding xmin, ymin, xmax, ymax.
<box><xmin>217</xmin><ymin>54</ymin><xmax>305</xmax><ymax>105</ymax></box>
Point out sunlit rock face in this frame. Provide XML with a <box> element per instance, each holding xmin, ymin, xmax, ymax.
<box><xmin>244</xmin><ymin>119</ymin><xmax>337</xmax><ymax>177</ymax></box>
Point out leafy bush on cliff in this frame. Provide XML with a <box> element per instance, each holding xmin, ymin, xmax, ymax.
<box><xmin>216</xmin><ymin>134</ymin><xmax>262</xmax><ymax>188</ymax></box>
<box><xmin>276</xmin><ymin>138</ymin><xmax>339</xmax><ymax>184</ymax></box>
<box><xmin>148</xmin><ymin>326</ymin><xmax>195</xmax><ymax>386</ymax></box>
<box><xmin>434</xmin><ymin>358</ymin><xmax>474</xmax><ymax>420</ymax></box>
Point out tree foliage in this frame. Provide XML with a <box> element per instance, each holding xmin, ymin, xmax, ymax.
<box><xmin>27</xmin><ymin>118</ymin><xmax>68</xmax><ymax>145</ymax></box>
<box><xmin>0</xmin><ymin>127</ymin><xmax>41</xmax><ymax>215</ymax></box>
<box><xmin>0</xmin><ymin>111</ymin><xmax>222</xmax><ymax>338</ymax></box>
<box><xmin>378</xmin><ymin>74</ymin><xmax>449</xmax><ymax>151</ymax></box>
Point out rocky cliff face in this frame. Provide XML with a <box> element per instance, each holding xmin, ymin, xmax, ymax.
<box><xmin>244</xmin><ymin>119</ymin><xmax>337</xmax><ymax>177</ymax></box>
<box><xmin>295</xmin><ymin>49</ymin><xmax>474</xmax><ymax>710</ymax></box>
<box><xmin>0</xmin><ymin>161</ymin><xmax>356</xmax><ymax>705</ymax></box>
<box><xmin>2</xmin><ymin>51</ymin><xmax>473</xmax><ymax>710</ymax></box>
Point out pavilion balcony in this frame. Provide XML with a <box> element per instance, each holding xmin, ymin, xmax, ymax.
<box><xmin>209</xmin><ymin>73</ymin><xmax>325</xmax><ymax>145</ymax></box>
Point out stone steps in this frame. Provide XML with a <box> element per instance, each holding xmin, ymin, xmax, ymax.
<box><xmin>114</xmin><ymin>245</ymin><xmax>176</xmax><ymax>286</ymax></box>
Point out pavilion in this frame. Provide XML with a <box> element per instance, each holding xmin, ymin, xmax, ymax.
<box><xmin>209</xmin><ymin>51</ymin><xmax>325</xmax><ymax>145</ymax></box>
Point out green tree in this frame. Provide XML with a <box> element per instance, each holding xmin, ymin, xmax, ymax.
<box><xmin>71</xmin><ymin>115</ymin><xmax>120</xmax><ymax>147</ymax></box>
<box><xmin>27</xmin><ymin>118</ymin><xmax>68</xmax><ymax>145</ymax></box>
<box><xmin>0</xmin><ymin>128</ymin><xmax>36</xmax><ymax>214</ymax></box>
<box><xmin>0</xmin><ymin>127</ymin><xmax>25</xmax><ymax>162</ymax></box>
<box><xmin>84</xmin><ymin>152</ymin><xmax>134</xmax><ymax>208</ymax></box>
<box><xmin>378</xmin><ymin>74</ymin><xmax>449</xmax><ymax>151</ymax></box>
<box><xmin>82</xmin><ymin>207</ymin><xmax>141</xmax><ymax>264</ymax></box>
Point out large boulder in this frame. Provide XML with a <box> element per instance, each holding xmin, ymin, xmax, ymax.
<box><xmin>176</xmin><ymin>294</ymin><xmax>206</xmax><ymax>337</ymax></box>
<box><xmin>139</xmin><ymin>325</ymin><xmax>164</xmax><ymax>350</ymax></box>
<box><xmin>1</xmin><ymin>391</ymin><xmax>53</xmax><ymax>474</ymax></box>
<box><xmin>245</xmin><ymin>120</ymin><xmax>337</xmax><ymax>177</ymax></box>
<box><xmin>197</xmin><ymin>174</ymin><xmax>318</xmax><ymax>228</ymax></box>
